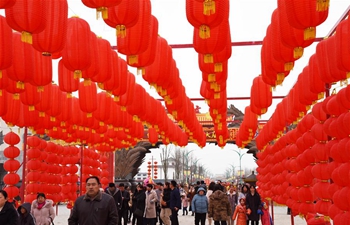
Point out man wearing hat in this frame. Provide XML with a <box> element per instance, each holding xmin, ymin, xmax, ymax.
<box><xmin>105</xmin><ymin>182</ymin><xmax>119</xmax><ymax>208</ymax></box>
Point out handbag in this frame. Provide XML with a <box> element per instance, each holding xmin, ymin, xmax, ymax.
<box><xmin>134</xmin><ymin>208</ymin><xmax>143</xmax><ymax>217</ymax></box>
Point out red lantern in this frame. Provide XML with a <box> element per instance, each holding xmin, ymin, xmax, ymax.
<box><xmin>19</xmin><ymin>83</ymin><xmax>41</xmax><ymax>110</ymax></box>
<box><xmin>32</xmin><ymin>0</ymin><xmax>68</xmax><ymax>56</ymax></box>
<box><xmin>104</xmin><ymin>0</ymin><xmax>139</xmax><ymax>37</ymax></box>
<box><xmin>5</xmin><ymin>32</ymin><xmax>35</xmax><ymax>87</ymax></box>
<box><xmin>82</xmin><ymin>0</ymin><xmax>122</xmax><ymax>19</ymax></box>
<box><xmin>58</xmin><ymin>60</ymin><xmax>79</xmax><ymax>94</ymax></box>
<box><xmin>280</xmin><ymin>0</ymin><xmax>328</xmax><ymax>40</ymax></box>
<box><xmin>0</xmin><ymin>0</ymin><xmax>15</xmax><ymax>8</ymax></box>
<box><xmin>0</xmin><ymin>15</ymin><xmax>12</xmax><ymax>75</ymax></box>
<box><xmin>78</xmin><ymin>80</ymin><xmax>97</xmax><ymax>115</ymax></box>
<box><xmin>250</xmin><ymin>76</ymin><xmax>272</xmax><ymax>115</ymax></box>
<box><xmin>117</xmin><ymin>0</ymin><xmax>151</xmax><ymax>55</ymax></box>
<box><xmin>62</xmin><ymin>17</ymin><xmax>92</xmax><ymax>78</ymax></box>
<box><xmin>89</xmin><ymin>38</ymin><xmax>111</xmax><ymax>83</ymax></box>
<box><xmin>30</xmin><ymin>51</ymin><xmax>53</xmax><ymax>88</ymax></box>
<box><xmin>5</xmin><ymin>0</ymin><xmax>46</xmax><ymax>43</ymax></box>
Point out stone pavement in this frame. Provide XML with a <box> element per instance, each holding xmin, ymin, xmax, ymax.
<box><xmin>52</xmin><ymin>204</ymin><xmax>308</xmax><ymax>225</ymax></box>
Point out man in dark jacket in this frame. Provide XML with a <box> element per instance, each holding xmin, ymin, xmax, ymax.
<box><xmin>0</xmin><ymin>190</ymin><xmax>19</xmax><ymax>225</ymax></box>
<box><xmin>169</xmin><ymin>180</ymin><xmax>181</xmax><ymax>225</ymax></box>
<box><xmin>105</xmin><ymin>182</ymin><xmax>118</xmax><ymax>208</ymax></box>
<box><xmin>116</xmin><ymin>183</ymin><xmax>131</xmax><ymax>225</ymax></box>
<box><xmin>160</xmin><ymin>182</ymin><xmax>171</xmax><ymax>225</ymax></box>
<box><xmin>68</xmin><ymin>176</ymin><xmax>118</xmax><ymax>225</ymax></box>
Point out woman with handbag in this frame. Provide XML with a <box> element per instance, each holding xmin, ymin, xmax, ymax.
<box><xmin>31</xmin><ymin>193</ymin><xmax>55</xmax><ymax>225</ymax></box>
<box><xmin>133</xmin><ymin>184</ymin><xmax>146</xmax><ymax>225</ymax></box>
<box><xmin>245</xmin><ymin>186</ymin><xmax>261</xmax><ymax>225</ymax></box>
<box><xmin>232</xmin><ymin>198</ymin><xmax>248</xmax><ymax>225</ymax></box>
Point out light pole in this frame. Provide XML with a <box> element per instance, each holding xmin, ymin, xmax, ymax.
<box><xmin>232</xmin><ymin>149</ymin><xmax>247</xmax><ymax>184</ymax></box>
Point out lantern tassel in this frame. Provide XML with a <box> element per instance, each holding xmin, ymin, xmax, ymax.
<box><xmin>346</xmin><ymin>72</ymin><xmax>350</xmax><ymax>79</ymax></box>
<box><xmin>214</xmin><ymin>63</ymin><xmax>223</xmax><ymax>72</ymax></box>
<box><xmin>116</xmin><ymin>25</ymin><xmax>126</xmax><ymax>38</ymax></box>
<box><xmin>96</xmin><ymin>7</ymin><xmax>108</xmax><ymax>19</ymax></box>
<box><xmin>137</xmin><ymin>68</ymin><xmax>145</xmax><ymax>75</ymax></box>
<box><xmin>29</xmin><ymin>106</ymin><xmax>35</xmax><ymax>111</ymax></box>
<box><xmin>304</xmin><ymin>27</ymin><xmax>316</xmax><ymax>40</ymax></box>
<box><xmin>74</xmin><ymin>70</ymin><xmax>82</xmax><ymax>79</ymax></box>
<box><xmin>21</xmin><ymin>31</ymin><xmax>32</xmax><ymax>44</ymax></box>
<box><xmin>208</xmin><ymin>74</ymin><xmax>216</xmax><ymax>82</ymax></box>
<box><xmin>293</xmin><ymin>47</ymin><xmax>304</xmax><ymax>59</ymax></box>
<box><xmin>204</xmin><ymin>54</ymin><xmax>213</xmax><ymax>63</ymax></box>
<box><xmin>0</xmin><ymin>70</ymin><xmax>2</xmax><ymax>78</ymax></box>
<box><xmin>203</xmin><ymin>0</ymin><xmax>216</xmax><ymax>15</ymax></box>
<box><xmin>316</xmin><ymin>0</ymin><xmax>330</xmax><ymax>11</ymax></box>
<box><xmin>128</xmin><ymin>55</ymin><xmax>138</xmax><ymax>65</ymax></box>
<box><xmin>214</xmin><ymin>93</ymin><xmax>220</xmax><ymax>99</ymax></box>
<box><xmin>284</xmin><ymin>62</ymin><xmax>294</xmax><ymax>71</ymax></box>
<box><xmin>199</xmin><ymin>25</ymin><xmax>210</xmax><ymax>39</ymax></box>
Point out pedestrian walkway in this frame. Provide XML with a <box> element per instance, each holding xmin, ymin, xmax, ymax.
<box><xmin>52</xmin><ymin>204</ymin><xmax>308</xmax><ymax>225</ymax></box>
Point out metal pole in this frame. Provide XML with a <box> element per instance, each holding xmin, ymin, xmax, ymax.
<box><xmin>19</xmin><ymin>127</ymin><xmax>28</xmax><ymax>203</ymax></box>
<box><xmin>290</xmin><ymin>209</ymin><xmax>294</xmax><ymax>225</ymax></box>
<box><xmin>79</xmin><ymin>145</ymin><xmax>83</xmax><ymax>196</ymax></box>
<box><xmin>271</xmin><ymin>200</ymin><xmax>274</xmax><ymax>224</ymax></box>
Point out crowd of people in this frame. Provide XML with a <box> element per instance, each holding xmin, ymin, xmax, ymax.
<box><xmin>0</xmin><ymin>189</ymin><xmax>55</xmax><ymax>225</ymax></box>
<box><xmin>0</xmin><ymin>176</ymin><xmax>272</xmax><ymax>225</ymax></box>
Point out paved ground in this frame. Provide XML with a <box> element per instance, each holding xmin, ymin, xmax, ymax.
<box><xmin>52</xmin><ymin>204</ymin><xmax>309</xmax><ymax>225</ymax></box>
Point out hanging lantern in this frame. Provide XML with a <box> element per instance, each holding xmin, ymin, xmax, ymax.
<box><xmin>82</xmin><ymin>0</ymin><xmax>122</xmax><ymax>19</ymax></box>
<box><xmin>280</xmin><ymin>0</ymin><xmax>328</xmax><ymax>40</ymax></box>
<box><xmin>58</xmin><ymin>60</ymin><xmax>79</xmax><ymax>95</ymax></box>
<box><xmin>19</xmin><ymin>83</ymin><xmax>41</xmax><ymax>110</ymax></box>
<box><xmin>0</xmin><ymin>0</ymin><xmax>15</xmax><ymax>8</ymax></box>
<box><xmin>117</xmin><ymin>0</ymin><xmax>151</xmax><ymax>55</ymax></box>
<box><xmin>117</xmin><ymin>72</ymin><xmax>136</xmax><ymax>107</ymax></box>
<box><xmin>90</xmin><ymin>38</ymin><xmax>111</xmax><ymax>83</ymax></box>
<box><xmin>111</xmin><ymin>57</ymin><xmax>128</xmax><ymax>98</ymax></box>
<box><xmin>98</xmin><ymin>51</ymin><xmax>120</xmax><ymax>93</ymax></box>
<box><xmin>335</xmin><ymin>19</ymin><xmax>350</xmax><ymax>76</ymax></box>
<box><xmin>5</xmin><ymin>0</ymin><xmax>46</xmax><ymax>44</ymax></box>
<box><xmin>186</xmin><ymin>0</ymin><xmax>229</xmax><ymax>37</ymax></box>
<box><xmin>30</xmin><ymin>51</ymin><xmax>53</xmax><ymax>88</ymax></box>
<box><xmin>46</xmin><ymin>84</ymin><xmax>63</xmax><ymax>121</ymax></box>
<box><xmin>277</xmin><ymin>0</ymin><xmax>314</xmax><ymax>56</ymax></box>
<box><xmin>61</xmin><ymin>17</ymin><xmax>92</xmax><ymax>79</ymax></box>
<box><xmin>0</xmin><ymin>15</ymin><xmax>12</xmax><ymax>77</ymax></box>
<box><xmin>93</xmin><ymin>92</ymin><xmax>112</xmax><ymax>125</ymax></box>
<box><xmin>250</xmin><ymin>76</ymin><xmax>272</xmax><ymax>115</ymax></box>
<box><xmin>127</xmin><ymin>16</ymin><xmax>158</xmax><ymax>70</ymax></box>
<box><xmin>32</xmin><ymin>0</ymin><xmax>68</xmax><ymax>56</ymax></box>
<box><xmin>104</xmin><ymin>0</ymin><xmax>139</xmax><ymax>37</ymax></box>
<box><xmin>3</xmin><ymin>132</ymin><xmax>21</xmax><ymax>201</ymax></box>
<box><xmin>5</xmin><ymin>32</ymin><xmax>35</xmax><ymax>88</ymax></box>
<box><xmin>78</xmin><ymin>80</ymin><xmax>98</xmax><ymax>115</ymax></box>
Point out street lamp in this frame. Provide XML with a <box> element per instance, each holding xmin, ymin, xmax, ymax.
<box><xmin>232</xmin><ymin>149</ymin><xmax>247</xmax><ymax>184</ymax></box>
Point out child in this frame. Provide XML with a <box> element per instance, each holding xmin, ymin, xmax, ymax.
<box><xmin>261</xmin><ymin>200</ymin><xmax>273</xmax><ymax>225</ymax></box>
<box><xmin>232</xmin><ymin>198</ymin><xmax>248</xmax><ymax>225</ymax></box>
<box><xmin>18</xmin><ymin>203</ymin><xmax>36</xmax><ymax>225</ymax></box>
<box><xmin>181</xmin><ymin>194</ymin><xmax>188</xmax><ymax>216</ymax></box>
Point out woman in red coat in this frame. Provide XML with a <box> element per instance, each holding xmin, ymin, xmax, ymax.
<box><xmin>232</xmin><ymin>198</ymin><xmax>248</xmax><ymax>225</ymax></box>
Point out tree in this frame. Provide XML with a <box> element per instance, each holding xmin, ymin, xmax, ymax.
<box><xmin>160</xmin><ymin>144</ymin><xmax>172</xmax><ymax>182</ymax></box>
<box><xmin>171</xmin><ymin>146</ymin><xmax>183</xmax><ymax>181</ymax></box>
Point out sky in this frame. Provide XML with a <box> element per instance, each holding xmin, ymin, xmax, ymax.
<box><xmin>1</xmin><ymin>0</ymin><xmax>349</xmax><ymax>175</ymax></box>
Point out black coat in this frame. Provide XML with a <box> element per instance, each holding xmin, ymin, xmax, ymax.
<box><xmin>0</xmin><ymin>201</ymin><xmax>19</xmax><ymax>225</ymax></box>
<box><xmin>135</xmin><ymin>190</ymin><xmax>146</xmax><ymax>213</ymax></box>
<box><xmin>116</xmin><ymin>190</ymin><xmax>130</xmax><ymax>210</ymax></box>
<box><xmin>162</xmin><ymin>188</ymin><xmax>171</xmax><ymax>208</ymax></box>
<box><xmin>246</xmin><ymin>192</ymin><xmax>261</xmax><ymax>221</ymax></box>
<box><xmin>17</xmin><ymin>203</ymin><xmax>35</xmax><ymax>225</ymax></box>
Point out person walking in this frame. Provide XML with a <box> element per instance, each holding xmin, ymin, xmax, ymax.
<box><xmin>116</xmin><ymin>183</ymin><xmax>131</xmax><ymax>225</ymax></box>
<box><xmin>143</xmin><ymin>184</ymin><xmax>158</xmax><ymax>225</ymax></box>
<box><xmin>31</xmin><ymin>193</ymin><xmax>55</xmax><ymax>225</ymax></box>
<box><xmin>105</xmin><ymin>183</ymin><xmax>119</xmax><ymax>208</ymax></box>
<box><xmin>232</xmin><ymin>198</ymin><xmax>248</xmax><ymax>225</ymax></box>
<box><xmin>245</xmin><ymin>185</ymin><xmax>261</xmax><ymax>225</ymax></box>
<box><xmin>238</xmin><ymin>185</ymin><xmax>249</xmax><ymax>203</ymax></box>
<box><xmin>160</xmin><ymin>182</ymin><xmax>171</xmax><ymax>225</ymax></box>
<box><xmin>191</xmin><ymin>187</ymin><xmax>208</xmax><ymax>225</ymax></box>
<box><xmin>169</xmin><ymin>180</ymin><xmax>181</xmax><ymax>225</ymax></box>
<box><xmin>0</xmin><ymin>190</ymin><xmax>19</xmax><ymax>225</ymax></box>
<box><xmin>133</xmin><ymin>184</ymin><xmax>146</xmax><ymax>225</ymax></box>
<box><xmin>206</xmin><ymin>182</ymin><xmax>215</xmax><ymax>225</ymax></box>
<box><xmin>208</xmin><ymin>184</ymin><xmax>232</xmax><ymax>225</ymax></box>
<box><xmin>188</xmin><ymin>184</ymin><xmax>196</xmax><ymax>216</ymax></box>
<box><xmin>17</xmin><ymin>203</ymin><xmax>35</xmax><ymax>225</ymax></box>
<box><xmin>155</xmin><ymin>183</ymin><xmax>164</xmax><ymax>225</ymax></box>
<box><xmin>68</xmin><ymin>176</ymin><xmax>118</xmax><ymax>225</ymax></box>
<box><xmin>181</xmin><ymin>194</ymin><xmax>188</xmax><ymax>216</ymax></box>
<box><xmin>227</xmin><ymin>185</ymin><xmax>238</xmax><ymax>225</ymax></box>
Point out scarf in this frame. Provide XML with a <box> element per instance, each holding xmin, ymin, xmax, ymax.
<box><xmin>37</xmin><ymin>201</ymin><xmax>45</xmax><ymax>210</ymax></box>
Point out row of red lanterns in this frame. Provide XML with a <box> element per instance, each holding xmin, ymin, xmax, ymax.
<box><xmin>186</xmin><ymin>0</ymin><xmax>231</xmax><ymax>147</ymax></box>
